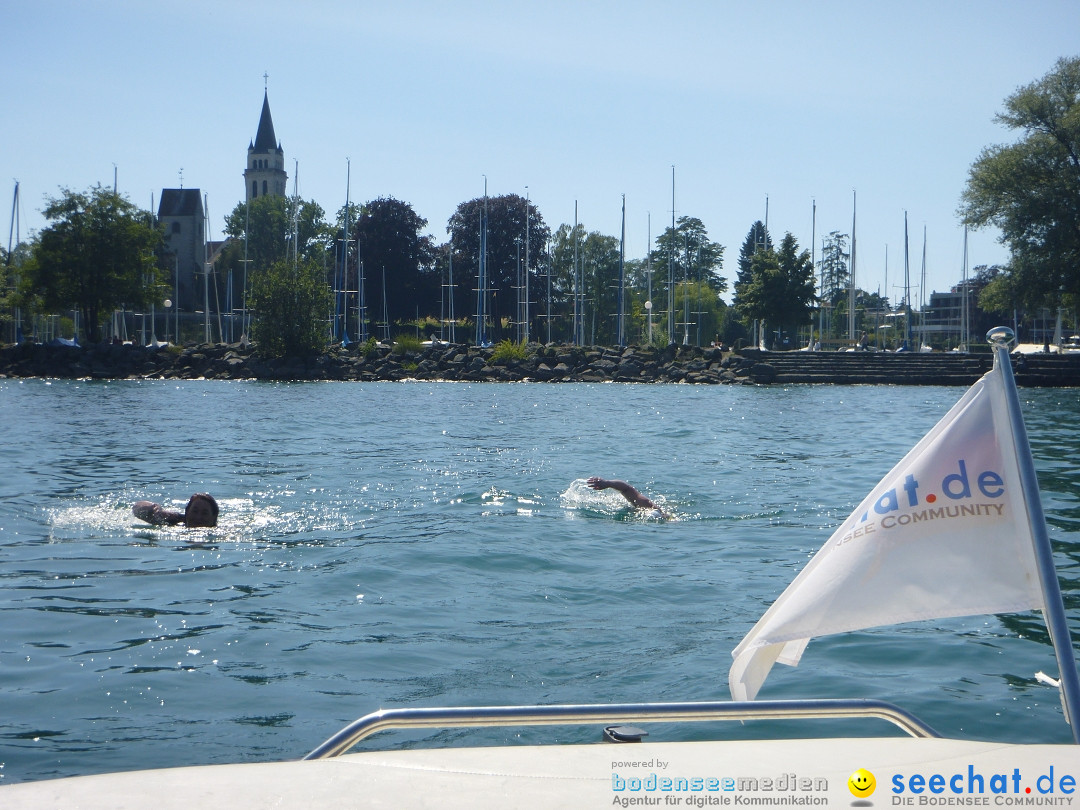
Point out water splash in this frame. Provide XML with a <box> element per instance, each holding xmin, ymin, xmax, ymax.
<box><xmin>559</xmin><ymin>478</ymin><xmax>673</xmax><ymax>521</ymax></box>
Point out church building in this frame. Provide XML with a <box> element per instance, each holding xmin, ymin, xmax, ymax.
<box><xmin>157</xmin><ymin>187</ymin><xmax>205</xmax><ymax>313</ymax></box>
<box><xmin>244</xmin><ymin>90</ymin><xmax>287</xmax><ymax>200</ymax></box>
<box><xmin>158</xmin><ymin>89</ymin><xmax>287</xmax><ymax>320</ymax></box>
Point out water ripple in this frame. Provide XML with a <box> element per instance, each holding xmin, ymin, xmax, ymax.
<box><xmin>1</xmin><ymin>379</ymin><xmax>1078</xmax><ymax>784</ymax></box>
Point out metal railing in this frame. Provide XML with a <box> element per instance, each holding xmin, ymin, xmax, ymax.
<box><xmin>304</xmin><ymin>698</ymin><xmax>940</xmax><ymax>760</ymax></box>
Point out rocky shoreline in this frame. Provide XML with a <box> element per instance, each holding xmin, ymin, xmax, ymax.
<box><xmin>3</xmin><ymin>340</ymin><xmax>1078</xmax><ymax>386</ymax></box>
<box><xmin>0</xmin><ymin>340</ymin><xmax>755</xmax><ymax>384</ymax></box>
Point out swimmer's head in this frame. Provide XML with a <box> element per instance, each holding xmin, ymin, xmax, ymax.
<box><xmin>185</xmin><ymin>493</ymin><xmax>218</xmax><ymax>528</ymax></box>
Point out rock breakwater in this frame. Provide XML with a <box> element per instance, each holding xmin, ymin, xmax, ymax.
<box><xmin>0</xmin><ymin>341</ymin><xmax>748</xmax><ymax>384</ymax></box>
<box><xmin>3</xmin><ymin>341</ymin><xmax>1078</xmax><ymax>385</ymax></box>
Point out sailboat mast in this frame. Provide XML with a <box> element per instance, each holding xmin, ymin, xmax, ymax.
<box><xmin>203</xmin><ymin>192</ymin><xmax>211</xmax><ymax>344</ymax></box>
<box><xmin>293</xmin><ymin>160</ymin><xmax>300</xmax><ymax>271</ymax></box>
<box><xmin>669</xmin><ymin>166</ymin><xmax>675</xmax><ymax>345</ymax></box>
<box><xmin>904</xmin><ymin>211</ymin><xmax>911</xmax><ymax>349</ymax></box>
<box><xmin>381</xmin><ymin>265</ymin><xmax>389</xmax><ymax>342</ymax></box>
<box><xmin>811</xmin><ymin>199</ymin><xmax>817</xmax><ymax>348</ymax></box>
<box><xmin>7</xmin><ymin>181</ymin><xmax>21</xmax><ymax>343</ymax></box>
<box><xmin>618</xmin><ymin>194</ymin><xmax>626</xmax><ymax>347</ymax></box>
<box><xmin>339</xmin><ymin>159</ymin><xmax>350</xmax><ymax>344</ymax></box>
<box><xmin>647</xmin><ymin>212</ymin><xmax>653</xmax><ymax>346</ymax></box>
<box><xmin>962</xmin><ymin>226</ymin><xmax>969</xmax><ymax>351</ymax></box>
<box><xmin>524</xmin><ymin>187</ymin><xmax>530</xmax><ymax>344</ymax></box>
<box><xmin>884</xmin><ymin>245</ymin><xmax>888</xmax><ymax>349</ymax></box>
<box><xmin>448</xmin><ymin>245</ymin><xmax>454</xmax><ymax>344</ymax></box>
<box><xmin>920</xmin><ymin>226</ymin><xmax>927</xmax><ymax>349</ymax></box>
<box><xmin>546</xmin><ymin>241</ymin><xmax>552</xmax><ymax>345</ymax></box>
<box><xmin>484</xmin><ymin>182</ymin><xmax>489</xmax><ymax>344</ymax></box>
<box><xmin>848</xmin><ymin>191</ymin><xmax>856</xmax><ymax>344</ymax></box>
<box><xmin>241</xmin><ymin>198</ymin><xmax>250</xmax><ymax>342</ymax></box>
<box><xmin>682</xmin><ymin>231</ymin><xmax>690</xmax><ymax>346</ymax></box>
<box><xmin>573</xmin><ymin>201</ymin><xmax>580</xmax><ymax>346</ymax></box>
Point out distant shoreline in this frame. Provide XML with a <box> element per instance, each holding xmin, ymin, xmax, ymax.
<box><xmin>2</xmin><ymin>341</ymin><xmax>1079</xmax><ymax>386</ymax></box>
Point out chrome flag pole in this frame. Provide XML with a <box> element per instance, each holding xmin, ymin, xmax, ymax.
<box><xmin>989</xmin><ymin>325</ymin><xmax>1080</xmax><ymax>741</ymax></box>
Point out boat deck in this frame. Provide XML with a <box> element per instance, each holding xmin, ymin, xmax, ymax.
<box><xmin>5</xmin><ymin>736</ymin><xmax>1079</xmax><ymax>809</ymax></box>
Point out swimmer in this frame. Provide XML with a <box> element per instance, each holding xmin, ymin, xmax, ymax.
<box><xmin>133</xmin><ymin>493</ymin><xmax>219</xmax><ymax>528</ymax></box>
<box><xmin>586</xmin><ymin>477</ymin><xmax>667</xmax><ymax>517</ymax></box>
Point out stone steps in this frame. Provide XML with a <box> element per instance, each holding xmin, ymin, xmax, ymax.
<box><xmin>738</xmin><ymin>349</ymin><xmax>1080</xmax><ymax>386</ymax></box>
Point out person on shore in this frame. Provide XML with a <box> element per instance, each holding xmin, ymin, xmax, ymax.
<box><xmin>133</xmin><ymin>493</ymin><xmax>219</xmax><ymax>528</ymax></box>
<box><xmin>586</xmin><ymin>477</ymin><xmax>667</xmax><ymax>517</ymax></box>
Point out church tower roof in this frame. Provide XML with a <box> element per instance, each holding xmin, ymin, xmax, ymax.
<box><xmin>253</xmin><ymin>90</ymin><xmax>281</xmax><ymax>153</ymax></box>
<box><xmin>245</xmin><ymin>86</ymin><xmax>287</xmax><ymax>201</ymax></box>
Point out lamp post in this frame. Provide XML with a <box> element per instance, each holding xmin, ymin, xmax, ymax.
<box><xmin>164</xmin><ymin>299</ymin><xmax>172</xmax><ymax>344</ymax></box>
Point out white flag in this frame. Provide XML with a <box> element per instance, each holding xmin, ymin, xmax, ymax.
<box><xmin>729</xmin><ymin>363</ymin><xmax>1046</xmax><ymax>701</ymax></box>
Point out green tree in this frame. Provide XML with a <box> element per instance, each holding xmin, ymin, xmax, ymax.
<box><xmin>733</xmin><ymin>233</ymin><xmax>816</xmax><ymax>348</ymax></box>
<box><xmin>581</xmin><ymin>231</ymin><xmax>621</xmax><ymax>345</ymax></box>
<box><xmin>248</xmin><ymin>256</ymin><xmax>332</xmax><ymax>357</ymax></box>
<box><xmin>736</xmin><ymin>220</ymin><xmax>773</xmax><ymax>291</ymax></box>
<box><xmin>817</xmin><ymin>231</ymin><xmax>850</xmax><ymax>339</ymax></box>
<box><xmin>353</xmin><ymin>197</ymin><xmax>438</xmax><ymax>330</ymax></box>
<box><xmin>650</xmin><ymin>216</ymin><xmax>726</xmax><ymax>343</ymax></box>
<box><xmin>974</xmin><ymin>265</ymin><xmax>1016</xmax><ymax>317</ymax></box>
<box><xmin>818</xmin><ymin>231</ymin><xmax>850</xmax><ymax>306</ymax></box>
<box><xmin>546</xmin><ymin>221</ymin><xmax>587</xmax><ymax>342</ymax></box>
<box><xmin>28</xmin><ymin>185</ymin><xmax>163</xmax><ymax>343</ymax></box>
<box><xmin>223</xmin><ymin>194</ymin><xmax>331</xmax><ymax>270</ymax></box>
<box><xmin>960</xmin><ymin>56</ymin><xmax>1080</xmax><ymax>309</ymax></box>
<box><xmin>220</xmin><ymin>195</ymin><xmax>332</xmax><ymax>330</ymax></box>
<box><xmin>447</xmin><ymin>193</ymin><xmax>551</xmax><ymax>340</ymax></box>
<box><xmin>1</xmin><ymin>244</ymin><xmax>11</xmax><ymax>340</ymax></box>
<box><xmin>670</xmin><ymin>278</ymin><xmax>729</xmax><ymax>347</ymax></box>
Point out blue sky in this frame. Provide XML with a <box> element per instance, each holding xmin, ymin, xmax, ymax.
<box><xmin>4</xmin><ymin>0</ymin><xmax>1078</xmax><ymax>305</ymax></box>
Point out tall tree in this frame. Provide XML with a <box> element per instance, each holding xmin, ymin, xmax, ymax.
<box><xmin>652</xmin><ymin>216</ymin><xmax>727</xmax><ymax>294</ymax></box>
<box><xmin>960</xmin><ymin>56</ymin><xmax>1080</xmax><ymax>309</ymax></box>
<box><xmin>772</xmin><ymin>233</ymin><xmax>818</xmax><ymax>342</ymax></box>
<box><xmin>28</xmin><ymin>185</ymin><xmax>164</xmax><ymax>343</ymax></box>
<box><xmin>650</xmin><ymin>215</ymin><xmax>726</xmax><ymax>343</ymax></box>
<box><xmin>219</xmin><ymin>195</ymin><xmax>331</xmax><ymax>335</ymax></box>
<box><xmin>736</xmin><ymin>220</ymin><xmax>773</xmax><ymax>290</ymax></box>
<box><xmin>818</xmin><ymin>230</ymin><xmax>850</xmax><ymax>305</ymax></box>
<box><xmin>581</xmin><ymin>231</ymin><xmax>621</xmax><ymax>345</ymax></box>
<box><xmin>447</xmin><ymin>193</ymin><xmax>551</xmax><ymax>340</ymax></box>
<box><xmin>973</xmin><ymin>264</ymin><xmax>1015</xmax><ymax>317</ymax></box>
<box><xmin>223</xmin><ymin>194</ymin><xmax>331</xmax><ymax>271</ymax></box>
<box><xmin>733</xmin><ymin>233</ymin><xmax>816</xmax><ymax>347</ymax></box>
<box><xmin>547</xmin><ymin>221</ymin><xmax>587</xmax><ymax>342</ymax></box>
<box><xmin>353</xmin><ymin>197</ymin><xmax>438</xmax><ymax>331</ymax></box>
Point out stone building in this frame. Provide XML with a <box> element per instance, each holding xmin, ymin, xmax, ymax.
<box><xmin>244</xmin><ymin>91</ymin><xmax>287</xmax><ymax>201</ymax></box>
<box><xmin>157</xmin><ymin>188</ymin><xmax>205</xmax><ymax>312</ymax></box>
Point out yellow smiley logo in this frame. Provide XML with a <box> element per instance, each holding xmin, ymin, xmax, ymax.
<box><xmin>848</xmin><ymin>768</ymin><xmax>876</xmax><ymax>798</ymax></box>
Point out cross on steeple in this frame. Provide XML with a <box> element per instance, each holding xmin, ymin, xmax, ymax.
<box><xmin>263</xmin><ymin>71</ymin><xmax>269</xmax><ymax>88</ymax></box>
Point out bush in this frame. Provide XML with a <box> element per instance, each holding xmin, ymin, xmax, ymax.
<box><xmin>249</xmin><ymin>258</ymin><xmax>333</xmax><ymax>358</ymax></box>
<box><xmin>491</xmin><ymin>338</ymin><xmax>528</xmax><ymax>364</ymax></box>
<box><xmin>392</xmin><ymin>334</ymin><xmax>424</xmax><ymax>355</ymax></box>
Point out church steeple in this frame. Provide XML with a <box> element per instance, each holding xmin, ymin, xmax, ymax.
<box><xmin>244</xmin><ymin>88</ymin><xmax>287</xmax><ymax>202</ymax></box>
<box><xmin>253</xmin><ymin>91</ymin><xmax>279</xmax><ymax>153</ymax></box>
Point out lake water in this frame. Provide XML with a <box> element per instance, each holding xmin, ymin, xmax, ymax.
<box><xmin>1</xmin><ymin>377</ymin><xmax>1079</xmax><ymax>785</ymax></box>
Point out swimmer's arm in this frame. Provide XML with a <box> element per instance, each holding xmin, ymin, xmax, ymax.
<box><xmin>133</xmin><ymin>501</ymin><xmax>185</xmax><ymax>526</ymax></box>
<box><xmin>586</xmin><ymin>477</ymin><xmax>657</xmax><ymax>510</ymax></box>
